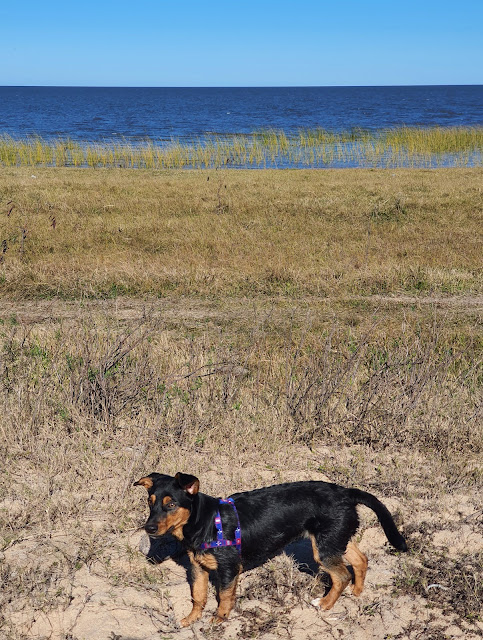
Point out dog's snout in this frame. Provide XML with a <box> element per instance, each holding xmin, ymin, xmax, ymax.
<box><xmin>145</xmin><ymin>522</ymin><xmax>158</xmax><ymax>535</ymax></box>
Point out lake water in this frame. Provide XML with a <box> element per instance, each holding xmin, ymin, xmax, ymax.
<box><xmin>1</xmin><ymin>85</ymin><xmax>482</xmax><ymax>141</ymax></box>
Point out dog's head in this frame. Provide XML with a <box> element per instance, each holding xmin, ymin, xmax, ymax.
<box><xmin>134</xmin><ymin>472</ymin><xmax>199</xmax><ymax>540</ymax></box>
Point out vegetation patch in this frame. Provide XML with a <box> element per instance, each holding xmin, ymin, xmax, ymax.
<box><xmin>396</xmin><ymin>551</ymin><xmax>483</xmax><ymax>623</ymax></box>
<box><xmin>0</xmin><ymin>126</ymin><xmax>481</xmax><ymax>169</ymax></box>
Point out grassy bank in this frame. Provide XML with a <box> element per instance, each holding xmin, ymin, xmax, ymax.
<box><xmin>1</xmin><ymin>166</ymin><xmax>482</xmax><ymax>299</ymax></box>
<box><xmin>1</xmin><ymin>126</ymin><xmax>482</xmax><ymax>169</ymax></box>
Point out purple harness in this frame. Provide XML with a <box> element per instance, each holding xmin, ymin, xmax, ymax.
<box><xmin>200</xmin><ymin>498</ymin><xmax>241</xmax><ymax>554</ymax></box>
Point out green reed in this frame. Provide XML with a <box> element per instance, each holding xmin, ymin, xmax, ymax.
<box><xmin>0</xmin><ymin>126</ymin><xmax>481</xmax><ymax>170</ymax></box>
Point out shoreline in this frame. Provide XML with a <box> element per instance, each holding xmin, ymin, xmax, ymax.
<box><xmin>1</xmin><ymin>125</ymin><xmax>482</xmax><ymax>169</ymax></box>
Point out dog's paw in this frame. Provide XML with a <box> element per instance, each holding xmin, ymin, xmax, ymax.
<box><xmin>311</xmin><ymin>596</ymin><xmax>335</xmax><ymax>610</ymax></box>
<box><xmin>180</xmin><ymin>617</ymin><xmax>194</xmax><ymax>627</ymax></box>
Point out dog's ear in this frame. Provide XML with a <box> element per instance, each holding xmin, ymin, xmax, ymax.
<box><xmin>133</xmin><ymin>476</ymin><xmax>154</xmax><ymax>489</ymax></box>
<box><xmin>175</xmin><ymin>472</ymin><xmax>200</xmax><ymax>495</ymax></box>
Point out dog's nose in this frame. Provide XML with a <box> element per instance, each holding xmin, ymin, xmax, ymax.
<box><xmin>145</xmin><ymin>523</ymin><xmax>158</xmax><ymax>535</ymax></box>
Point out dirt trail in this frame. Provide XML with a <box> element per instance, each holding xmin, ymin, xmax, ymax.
<box><xmin>1</xmin><ymin>294</ymin><xmax>481</xmax><ymax>327</ymax></box>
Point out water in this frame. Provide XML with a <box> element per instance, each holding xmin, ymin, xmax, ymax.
<box><xmin>1</xmin><ymin>85</ymin><xmax>482</xmax><ymax>141</ymax></box>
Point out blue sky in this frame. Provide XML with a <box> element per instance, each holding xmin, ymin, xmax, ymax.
<box><xmin>1</xmin><ymin>0</ymin><xmax>482</xmax><ymax>86</ymax></box>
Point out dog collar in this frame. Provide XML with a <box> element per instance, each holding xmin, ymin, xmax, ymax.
<box><xmin>200</xmin><ymin>498</ymin><xmax>241</xmax><ymax>553</ymax></box>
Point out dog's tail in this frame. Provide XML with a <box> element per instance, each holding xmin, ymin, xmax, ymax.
<box><xmin>348</xmin><ymin>489</ymin><xmax>407</xmax><ymax>551</ymax></box>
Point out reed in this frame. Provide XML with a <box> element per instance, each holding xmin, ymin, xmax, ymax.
<box><xmin>0</xmin><ymin>126</ymin><xmax>481</xmax><ymax>170</ymax></box>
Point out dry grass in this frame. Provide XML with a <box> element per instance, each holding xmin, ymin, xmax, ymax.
<box><xmin>0</xmin><ymin>167</ymin><xmax>482</xmax><ymax>299</ymax></box>
<box><xmin>0</xmin><ymin>166</ymin><xmax>482</xmax><ymax>639</ymax></box>
<box><xmin>1</xmin><ymin>307</ymin><xmax>480</xmax><ymax>460</ymax></box>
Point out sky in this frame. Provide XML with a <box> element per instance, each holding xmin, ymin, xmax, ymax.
<box><xmin>1</xmin><ymin>0</ymin><xmax>482</xmax><ymax>87</ymax></box>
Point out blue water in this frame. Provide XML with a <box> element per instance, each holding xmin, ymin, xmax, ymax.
<box><xmin>0</xmin><ymin>86</ymin><xmax>482</xmax><ymax>141</ymax></box>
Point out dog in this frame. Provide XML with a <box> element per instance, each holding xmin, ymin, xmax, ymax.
<box><xmin>134</xmin><ymin>472</ymin><xmax>407</xmax><ymax>626</ymax></box>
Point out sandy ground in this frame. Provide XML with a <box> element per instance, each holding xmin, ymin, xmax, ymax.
<box><xmin>2</xmin><ymin>446</ymin><xmax>482</xmax><ymax>640</ymax></box>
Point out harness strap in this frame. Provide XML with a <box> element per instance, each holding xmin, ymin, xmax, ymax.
<box><xmin>200</xmin><ymin>498</ymin><xmax>241</xmax><ymax>553</ymax></box>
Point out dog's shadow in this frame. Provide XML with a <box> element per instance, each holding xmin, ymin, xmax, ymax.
<box><xmin>284</xmin><ymin>538</ymin><xmax>321</xmax><ymax>575</ymax></box>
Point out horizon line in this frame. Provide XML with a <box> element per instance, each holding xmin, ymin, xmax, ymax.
<box><xmin>1</xmin><ymin>83</ymin><xmax>482</xmax><ymax>89</ymax></box>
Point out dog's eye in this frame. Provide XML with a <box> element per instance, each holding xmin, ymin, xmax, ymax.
<box><xmin>166</xmin><ymin>501</ymin><xmax>177</xmax><ymax>510</ymax></box>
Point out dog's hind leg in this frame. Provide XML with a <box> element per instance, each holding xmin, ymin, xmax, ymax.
<box><xmin>309</xmin><ymin>535</ymin><xmax>351</xmax><ymax>610</ymax></box>
<box><xmin>311</xmin><ymin>557</ymin><xmax>352</xmax><ymax>610</ymax></box>
<box><xmin>343</xmin><ymin>541</ymin><xmax>368</xmax><ymax>596</ymax></box>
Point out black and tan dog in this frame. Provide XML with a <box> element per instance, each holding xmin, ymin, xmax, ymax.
<box><xmin>134</xmin><ymin>472</ymin><xmax>407</xmax><ymax>626</ymax></box>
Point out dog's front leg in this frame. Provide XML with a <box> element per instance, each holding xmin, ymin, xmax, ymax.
<box><xmin>181</xmin><ymin>555</ymin><xmax>209</xmax><ymax>627</ymax></box>
<box><xmin>213</xmin><ymin>562</ymin><xmax>241</xmax><ymax>623</ymax></box>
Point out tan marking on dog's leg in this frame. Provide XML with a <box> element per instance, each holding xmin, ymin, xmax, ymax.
<box><xmin>195</xmin><ymin>551</ymin><xmax>218</xmax><ymax>571</ymax></box>
<box><xmin>213</xmin><ymin>571</ymin><xmax>240</xmax><ymax>623</ymax></box>
<box><xmin>343</xmin><ymin>541</ymin><xmax>368</xmax><ymax>596</ymax></box>
<box><xmin>310</xmin><ymin>534</ymin><xmax>322</xmax><ymax>564</ymax></box>
<box><xmin>180</xmin><ymin>554</ymin><xmax>209</xmax><ymax>627</ymax></box>
<box><xmin>309</xmin><ymin>535</ymin><xmax>351</xmax><ymax>610</ymax></box>
<box><xmin>311</xmin><ymin>559</ymin><xmax>351</xmax><ymax>610</ymax></box>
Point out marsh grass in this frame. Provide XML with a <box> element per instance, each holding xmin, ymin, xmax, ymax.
<box><xmin>0</xmin><ymin>126</ymin><xmax>481</xmax><ymax>170</ymax></box>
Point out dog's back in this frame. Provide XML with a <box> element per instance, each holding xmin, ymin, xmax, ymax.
<box><xmin>228</xmin><ymin>480</ymin><xmax>360</xmax><ymax>570</ymax></box>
